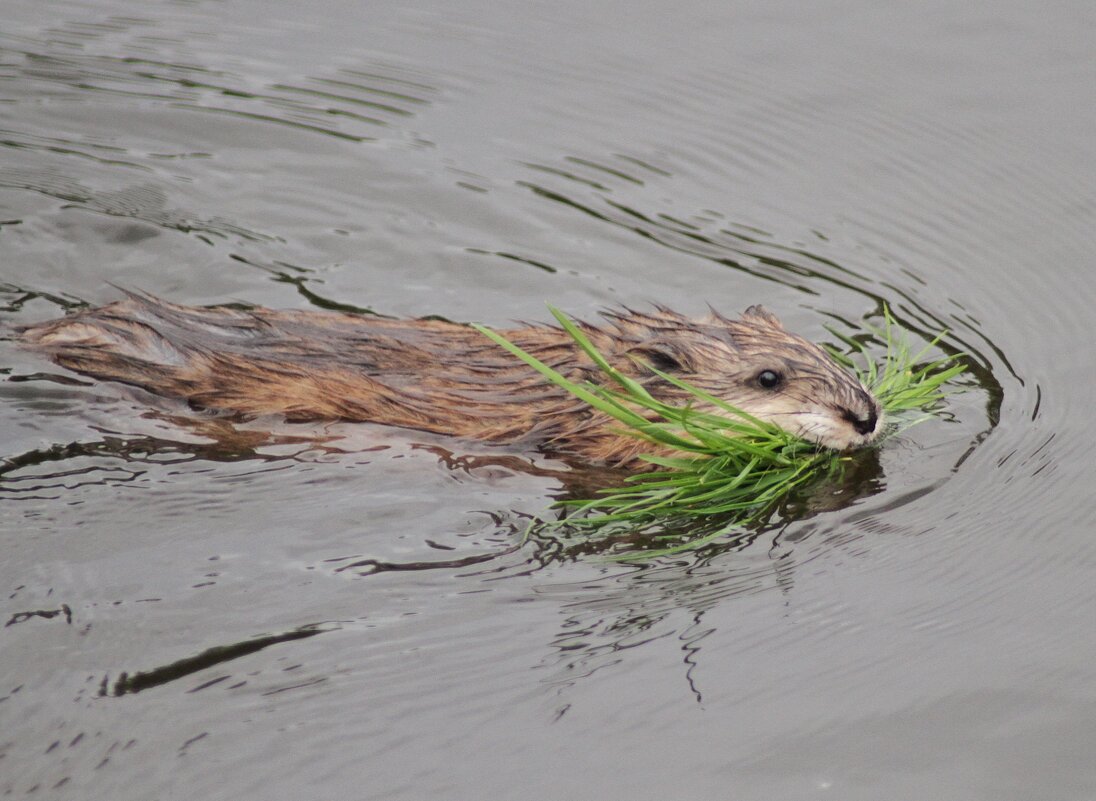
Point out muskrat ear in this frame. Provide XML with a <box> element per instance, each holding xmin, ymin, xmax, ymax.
<box><xmin>742</xmin><ymin>305</ymin><xmax>786</xmax><ymax>329</ymax></box>
<box><xmin>630</xmin><ymin>343</ymin><xmax>691</xmax><ymax>373</ymax></box>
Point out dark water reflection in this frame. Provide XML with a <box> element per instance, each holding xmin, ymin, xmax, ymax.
<box><xmin>2</xmin><ymin>0</ymin><xmax>1095</xmax><ymax>799</ymax></box>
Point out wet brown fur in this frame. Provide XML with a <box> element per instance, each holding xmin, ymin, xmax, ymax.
<box><xmin>20</xmin><ymin>292</ymin><xmax>880</xmax><ymax>467</ymax></box>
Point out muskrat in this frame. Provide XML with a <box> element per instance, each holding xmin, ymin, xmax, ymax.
<box><xmin>20</xmin><ymin>291</ymin><xmax>882</xmax><ymax>467</ymax></box>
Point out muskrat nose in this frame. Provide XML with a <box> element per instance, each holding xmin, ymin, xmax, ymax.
<box><xmin>840</xmin><ymin>406</ymin><xmax>879</xmax><ymax>436</ymax></box>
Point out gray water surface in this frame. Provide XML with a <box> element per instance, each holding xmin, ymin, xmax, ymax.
<box><xmin>2</xmin><ymin>1</ymin><xmax>1095</xmax><ymax>799</ymax></box>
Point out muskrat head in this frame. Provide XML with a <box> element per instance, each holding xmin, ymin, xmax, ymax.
<box><xmin>613</xmin><ymin>305</ymin><xmax>883</xmax><ymax>451</ymax></box>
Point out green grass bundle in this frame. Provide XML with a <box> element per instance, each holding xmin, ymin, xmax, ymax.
<box><xmin>475</xmin><ymin>306</ymin><xmax>965</xmax><ymax>558</ymax></box>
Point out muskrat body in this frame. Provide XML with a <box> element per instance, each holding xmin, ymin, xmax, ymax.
<box><xmin>21</xmin><ymin>292</ymin><xmax>882</xmax><ymax>466</ymax></box>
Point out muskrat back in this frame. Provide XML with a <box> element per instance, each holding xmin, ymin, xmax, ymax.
<box><xmin>20</xmin><ymin>292</ymin><xmax>882</xmax><ymax>466</ymax></box>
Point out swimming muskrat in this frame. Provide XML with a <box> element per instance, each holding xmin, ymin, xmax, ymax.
<box><xmin>20</xmin><ymin>292</ymin><xmax>882</xmax><ymax>467</ymax></box>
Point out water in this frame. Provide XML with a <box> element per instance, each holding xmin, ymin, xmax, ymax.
<box><xmin>2</xmin><ymin>1</ymin><xmax>1095</xmax><ymax>798</ymax></box>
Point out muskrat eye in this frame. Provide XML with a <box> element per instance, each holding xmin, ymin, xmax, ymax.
<box><xmin>756</xmin><ymin>369</ymin><xmax>782</xmax><ymax>389</ymax></box>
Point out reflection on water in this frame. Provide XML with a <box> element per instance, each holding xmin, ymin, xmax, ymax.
<box><xmin>104</xmin><ymin>623</ymin><xmax>332</xmax><ymax>697</ymax></box>
<box><xmin>0</xmin><ymin>172</ymin><xmax>275</xmax><ymax>242</ymax></box>
<box><xmin>6</xmin><ymin>39</ymin><xmax>437</xmax><ymax>141</ymax></box>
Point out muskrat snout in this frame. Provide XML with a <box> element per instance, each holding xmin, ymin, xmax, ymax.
<box><xmin>836</xmin><ymin>393</ymin><xmax>884</xmax><ymax>447</ymax></box>
<box><xmin>841</xmin><ymin>401</ymin><xmax>880</xmax><ymax>437</ymax></box>
<box><xmin>747</xmin><ymin>385</ymin><xmax>883</xmax><ymax>453</ymax></box>
<box><xmin>781</xmin><ymin>383</ymin><xmax>884</xmax><ymax>452</ymax></box>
